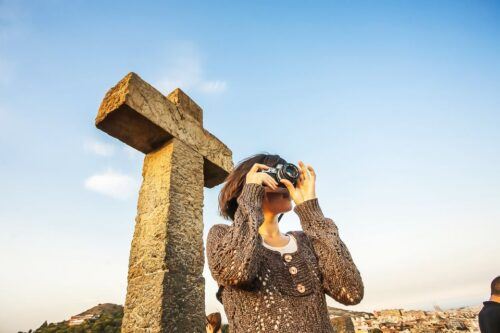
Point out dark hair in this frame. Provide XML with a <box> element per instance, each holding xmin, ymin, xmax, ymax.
<box><xmin>218</xmin><ymin>152</ymin><xmax>289</xmax><ymax>221</ymax></box>
<box><xmin>491</xmin><ymin>275</ymin><xmax>500</xmax><ymax>295</ymax></box>
<box><xmin>206</xmin><ymin>312</ymin><xmax>221</xmax><ymax>332</ymax></box>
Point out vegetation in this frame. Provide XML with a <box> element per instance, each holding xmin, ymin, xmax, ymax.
<box><xmin>19</xmin><ymin>303</ymin><xmax>231</xmax><ymax>333</ymax></box>
<box><xmin>18</xmin><ymin>304</ymin><xmax>123</xmax><ymax>333</ymax></box>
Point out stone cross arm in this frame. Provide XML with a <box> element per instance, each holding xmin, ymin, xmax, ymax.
<box><xmin>95</xmin><ymin>72</ymin><xmax>232</xmax><ymax>188</ymax></box>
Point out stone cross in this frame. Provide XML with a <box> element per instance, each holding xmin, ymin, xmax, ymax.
<box><xmin>94</xmin><ymin>72</ymin><xmax>233</xmax><ymax>332</ymax></box>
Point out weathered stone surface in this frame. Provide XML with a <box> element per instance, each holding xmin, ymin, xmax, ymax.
<box><xmin>96</xmin><ymin>72</ymin><xmax>232</xmax><ymax>332</ymax></box>
<box><xmin>163</xmin><ymin>273</ymin><xmax>205</xmax><ymax>333</ymax></box>
<box><xmin>122</xmin><ymin>138</ymin><xmax>206</xmax><ymax>332</ymax></box>
<box><xmin>167</xmin><ymin>88</ymin><xmax>203</xmax><ymax>125</ymax></box>
<box><xmin>95</xmin><ymin>72</ymin><xmax>232</xmax><ymax>188</ymax></box>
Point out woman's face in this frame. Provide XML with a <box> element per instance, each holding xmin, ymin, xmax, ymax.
<box><xmin>262</xmin><ymin>185</ymin><xmax>292</xmax><ymax>214</ymax></box>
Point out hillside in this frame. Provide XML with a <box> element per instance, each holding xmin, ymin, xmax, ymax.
<box><xmin>19</xmin><ymin>303</ymin><xmax>123</xmax><ymax>333</ymax></box>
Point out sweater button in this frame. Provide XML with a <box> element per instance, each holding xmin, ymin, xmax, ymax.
<box><xmin>284</xmin><ymin>254</ymin><xmax>293</xmax><ymax>262</ymax></box>
<box><xmin>296</xmin><ymin>283</ymin><xmax>305</xmax><ymax>293</ymax></box>
<box><xmin>289</xmin><ymin>266</ymin><xmax>297</xmax><ymax>275</ymax></box>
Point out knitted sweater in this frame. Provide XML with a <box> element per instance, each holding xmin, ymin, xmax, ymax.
<box><xmin>206</xmin><ymin>182</ymin><xmax>364</xmax><ymax>332</ymax></box>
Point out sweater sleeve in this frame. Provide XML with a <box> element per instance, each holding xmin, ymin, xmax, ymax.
<box><xmin>294</xmin><ymin>198</ymin><xmax>364</xmax><ymax>305</ymax></box>
<box><xmin>206</xmin><ymin>182</ymin><xmax>265</xmax><ymax>287</ymax></box>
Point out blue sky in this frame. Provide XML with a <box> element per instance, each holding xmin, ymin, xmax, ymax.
<box><xmin>1</xmin><ymin>0</ymin><xmax>499</xmax><ymax>331</ymax></box>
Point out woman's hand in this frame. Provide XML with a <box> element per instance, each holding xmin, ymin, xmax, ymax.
<box><xmin>246</xmin><ymin>163</ymin><xmax>279</xmax><ymax>190</ymax></box>
<box><xmin>280</xmin><ymin>160</ymin><xmax>317</xmax><ymax>205</ymax></box>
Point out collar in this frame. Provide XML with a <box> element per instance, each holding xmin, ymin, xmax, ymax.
<box><xmin>483</xmin><ymin>300</ymin><xmax>500</xmax><ymax>307</ymax></box>
<box><xmin>258</xmin><ymin>230</ymin><xmax>302</xmax><ymax>259</ymax></box>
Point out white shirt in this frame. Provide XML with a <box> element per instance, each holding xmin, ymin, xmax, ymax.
<box><xmin>261</xmin><ymin>233</ymin><xmax>298</xmax><ymax>255</ymax></box>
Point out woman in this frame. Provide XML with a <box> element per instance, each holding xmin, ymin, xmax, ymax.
<box><xmin>206</xmin><ymin>312</ymin><xmax>222</xmax><ymax>333</ymax></box>
<box><xmin>206</xmin><ymin>153</ymin><xmax>364</xmax><ymax>332</ymax></box>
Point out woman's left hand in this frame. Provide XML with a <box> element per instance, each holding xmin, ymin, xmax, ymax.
<box><xmin>280</xmin><ymin>160</ymin><xmax>317</xmax><ymax>205</ymax></box>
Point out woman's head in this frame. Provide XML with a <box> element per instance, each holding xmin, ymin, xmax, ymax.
<box><xmin>218</xmin><ymin>152</ymin><xmax>293</xmax><ymax>221</ymax></box>
<box><xmin>205</xmin><ymin>312</ymin><xmax>221</xmax><ymax>333</ymax></box>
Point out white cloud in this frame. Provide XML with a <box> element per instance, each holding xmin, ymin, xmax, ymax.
<box><xmin>155</xmin><ymin>41</ymin><xmax>227</xmax><ymax>95</ymax></box>
<box><xmin>84</xmin><ymin>168</ymin><xmax>139</xmax><ymax>200</ymax></box>
<box><xmin>83</xmin><ymin>138</ymin><xmax>115</xmax><ymax>156</ymax></box>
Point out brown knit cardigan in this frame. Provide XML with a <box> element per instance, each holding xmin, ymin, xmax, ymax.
<box><xmin>206</xmin><ymin>182</ymin><xmax>364</xmax><ymax>332</ymax></box>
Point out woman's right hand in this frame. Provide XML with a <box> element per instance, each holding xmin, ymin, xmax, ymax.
<box><xmin>245</xmin><ymin>163</ymin><xmax>279</xmax><ymax>190</ymax></box>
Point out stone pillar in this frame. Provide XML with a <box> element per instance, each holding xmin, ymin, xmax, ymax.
<box><xmin>122</xmin><ymin>137</ymin><xmax>205</xmax><ymax>332</ymax></box>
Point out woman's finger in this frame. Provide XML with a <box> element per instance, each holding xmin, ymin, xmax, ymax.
<box><xmin>262</xmin><ymin>178</ymin><xmax>273</xmax><ymax>189</ymax></box>
<box><xmin>265</xmin><ymin>174</ymin><xmax>278</xmax><ymax>186</ymax></box>
<box><xmin>302</xmin><ymin>164</ymin><xmax>311</xmax><ymax>179</ymax></box>
<box><xmin>250</xmin><ymin>163</ymin><xmax>270</xmax><ymax>174</ymax></box>
<box><xmin>300</xmin><ymin>166</ymin><xmax>306</xmax><ymax>181</ymax></box>
<box><xmin>295</xmin><ymin>176</ymin><xmax>302</xmax><ymax>189</ymax></box>
<box><xmin>263</xmin><ymin>175</ymin><xmax>278</xmax><ymax>190</ymax></box>
<box><xmin>298</xmin><ymin>160</ymin><xmax>309</xmax><ymax>180</ymax></box>
<box><xmin>307</xmin><ymin>164</ymin><xmax>315</xmax><ymax>178</ymax></box>
<box><xmin>280</xmin><ymin>179</ymin><xmax>295</xmax><ymax>195</ymax></box>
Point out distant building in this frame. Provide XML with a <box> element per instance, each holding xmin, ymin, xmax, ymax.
<box><xmin>327</xmin><ymin>304</ymin><xmax>482</xmax><ymax>332</ymax></box>
<box><xmin>68</xmin><ymin>313</ymin><xmax>100</xmax><ymax>326</ymax></box>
